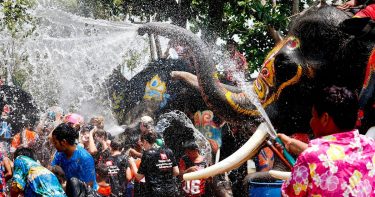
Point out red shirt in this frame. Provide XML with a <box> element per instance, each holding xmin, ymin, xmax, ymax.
<box><xmin>179</xmin><ymin>156</ymin><xmax>207</xmax><ymax>197</ymax></box>
<box><xmin>97</xmin><ymin>184</ymin><xmax>111</xmax><ymax>196</ymax></box>
<box><xmin>355</xmin><ymin>4</ymin><xmax>375</xmax><ymax>19</ymax></box>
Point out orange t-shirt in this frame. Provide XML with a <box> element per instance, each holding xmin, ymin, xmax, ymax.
<box><xmin>130</xmin><ymin>159</ymin><xmax>141</xmax><ymax>178</ymax></box>
<box><xmin>130</xmin><ymin>159</ymin><xmax>145</xmax><ymax>182</ymax></box>
<box><xmin>11</xmin><ymin>129</ymin><xmax>37</xmax><ymax>151</ymax></box>
<box><xmin>97</xmin><ymin>184</ymin><xmax>111</xmax><ymax>196</ymax></box>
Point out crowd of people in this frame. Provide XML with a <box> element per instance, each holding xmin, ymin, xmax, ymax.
<box><xmin>0</xmin><ymin>107</ymin><xmax>213</xmax><ymax>197</ymax></box>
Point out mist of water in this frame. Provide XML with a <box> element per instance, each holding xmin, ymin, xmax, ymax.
<box><xmin>156</xmin><ymin>110</ymin><xmax>212</xmax><ymax>163</ymax></box>
<box><xmin>0</xmin><ymin>3</ymin><xmax>152</xmax><ymax>134</ymax></box>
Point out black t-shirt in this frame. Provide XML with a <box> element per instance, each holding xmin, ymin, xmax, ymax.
<box><xmin>138</xmin><ymin>148</ymin><xmax>179</xmax><ymax>196</ymax></box>
<box><xmin>104</xmin><ymin>154</ymin><xmax>128</xmax><ymax>197</ymax></box>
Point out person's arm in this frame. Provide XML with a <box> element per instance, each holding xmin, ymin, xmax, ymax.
<box><xmin>178</xmin><ymin>158</ymin><xmax>186</xmax><ymax>176</ymax></box>
<box><xmin>169</xmin><ymin>149</ymin><xmax>179</xmax><ymax>177</ymax></box>
<box><xmin>277</xmin><ymin>133</ymin><xmax>308</xmax><ymax>156</ymax></box>
<box><xmin>129</xmin><ymin>157</ymin><xmax>145</xmax><ymax>181</ymax></box>
<box><xmin>126</xmin><ymin>167</ymin><xmax>133</xmax><ymax>182</ymax></box>
<box><xmin>129</xmin><ymin>148</ymin><xmax>142</xmax><ymax>158</ymax></box>
<box><xmin>172</xmin><ymin>166</ymin><xmax>179</xmax><ymax>177</ymax></box>
<box><xmin>87</xmin><ymin>127</ymin><xmax>98</xmax><ymax>155</ymax></box>
<box><xmin>3</xmin><ymin>157</ymin><xmax>12</xmax><ymax>181</ymax></box>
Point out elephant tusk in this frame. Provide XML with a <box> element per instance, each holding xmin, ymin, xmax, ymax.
<box><xmin>269</xmin><ymin>170</ymin><xmax>291</xmax><ymax>180</ymax></box>
<box><xmin>183</xmin><ymin>122</ymin><xmax>270</xmax><ymax>180</ymax></box>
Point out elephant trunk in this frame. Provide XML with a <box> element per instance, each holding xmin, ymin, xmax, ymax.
<box><xmin>138</xmin><ymin>23</ymin><xmax>260</xmax><ymax>124</ymax></box>
<box><xmin>183</xmin><ymin>123</ymin><xmax>269</xmax><ymax>180</ymax></box>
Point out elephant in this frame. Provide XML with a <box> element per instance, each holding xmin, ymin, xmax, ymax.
<box><xmin>107</xmin><ymin>50</ymin><xmax>245</xmax><ymax>160</ymax></box>
<box><xmin>137</xmin><ymin>4</ymin><xmax>375</xmax><ymax>182</ymax></box>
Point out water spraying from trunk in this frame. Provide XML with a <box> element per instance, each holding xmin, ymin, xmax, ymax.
<box><xmin>0</xmin><ymin>3</ymin><xmax>151</xmax><ymax>134</ymax></box>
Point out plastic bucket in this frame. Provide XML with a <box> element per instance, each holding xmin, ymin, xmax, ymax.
<box><xmin>248</xmin><ymin>181</ymin><xmax>283</xmax><ymax>197</ymax></box>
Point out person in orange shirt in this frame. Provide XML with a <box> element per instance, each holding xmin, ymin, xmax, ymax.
<box><xmin>96</xmin><ymin>164</ymin><xmax>111</xmax><ymax>197</ymax></box>
<box><xmin>127</xmin><ymin>142</ymin><xmax>146</xmax><ymax>197</ymax></box>
<box><xmin>10</xmin><ymin>127</ymin><xmax>38</xmax><ymax>154</ymax></box>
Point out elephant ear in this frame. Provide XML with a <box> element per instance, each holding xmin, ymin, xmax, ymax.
<box><xmin>340</xmin><ymin>17</ymin><xmax>375</xmax><ymax>38</ymax></box>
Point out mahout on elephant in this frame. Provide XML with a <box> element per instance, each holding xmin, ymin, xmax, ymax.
<box><xmin>137</xmin><ymin>3</ymin><xmax>375</xmax><ymax>183</ymax></box>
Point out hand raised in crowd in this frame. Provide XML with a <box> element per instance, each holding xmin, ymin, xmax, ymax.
<box><xmin>89</xmin><ymin>126</ymin><xmax>97</xmax><ymax>135</ymax></box>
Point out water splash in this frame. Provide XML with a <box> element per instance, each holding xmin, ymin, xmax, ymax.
<box><xmin>156</xmin><ymin>110</ymin><xmax>212</xmax><ymax>163</ymax></box>
<box><xmin>0</xmin><ymin>5</ymin><xmax>151</xmax><ymax>134</ymax></box>
<box><xmin>239</xmin><ymin>81</ymin><xmax>277</xmax><ymax>137</ymax></box>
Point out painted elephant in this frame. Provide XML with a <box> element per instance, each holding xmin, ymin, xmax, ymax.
<box><xmin>137</xmin><ymin>4</ymin><xmax>375</xmax><ymax>181</ymax></box>
<box><xmin>107</xmin><ymin>53</ymin><xmax>245</xmax><ymax>153</ymax></box>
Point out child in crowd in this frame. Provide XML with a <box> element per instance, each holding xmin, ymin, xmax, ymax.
<box><xmin>96</xmin><ymin>164</ymin><xmax>111</xmax><ymax>197</ymax></box>
<box><xmin>179</xmin><ymin>141</ymin><xmax>208</xmax><ymax>197</ymax></box>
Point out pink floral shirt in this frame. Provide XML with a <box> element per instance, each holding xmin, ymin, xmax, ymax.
<box><xmin>282</xmin><ymin>130</ymin><xmax>375</xmax><ymax>197</ymax></box>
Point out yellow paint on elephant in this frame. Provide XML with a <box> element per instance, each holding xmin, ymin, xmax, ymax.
<box><xmin>224</xmin><ymin>91</ymin><xmax>259</xmax><ymax>116</ymax></box>
<box><xmin>262</xmin><ymin>58</ymin><xmax>276</xmax><ymax>87</ymax></box>
<box><xmin>293</xmin><ymin>183</ymin><xmax>307</xmax><ymax>195</ymax></box>
<box><xmin>253</xmin><ymin>36</ymin><xmax>304</xmax><ymax>109</ymax></box>
<box><xmin>349</xmin><ymin>170</ymin><xmax>362</xmax><ymax>188</ymax></box>
<box><xmin>144</xmin><ymin>74</ymin><xmax>167</xmax><ymax>101</ymax></box>
<box><xmin>261</xmin><ymin>65</ymin><xmax>303</xmax><ymax>108</ymax></box>
<box><xmin>312</xmin><ymin>195</ymin><xmax>322</xmax><ymax>197</ymax></box>
<box><xmin>326</xmin><ymin>144</ymin><xmax>345</xmax><ymax>161</ymax></box>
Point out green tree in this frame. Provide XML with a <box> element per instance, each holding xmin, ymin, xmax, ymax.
<box><xmin>0</xmin><ymin>0</ymin><xmax>36</xmax><ymax>86</ymax></box>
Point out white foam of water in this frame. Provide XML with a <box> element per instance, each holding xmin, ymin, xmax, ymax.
<box><xmin>0</xmin><ymin>5</ymin><xmax>151</xmax><ymax>134</ymax></box>
<box><xmin>156</xmin><ymin>110</ymin><xmax>212</xmax><ymax>162</ymax></box>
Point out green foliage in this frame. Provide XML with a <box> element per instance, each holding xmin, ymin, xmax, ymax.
<box><xmin>222</xmin><ymin>0</ymin><xmax>289</xmax><ymax>73</ymax></box>
<box><xmin>0</xmin><ymin>0</ymin><xmax>36</xmax><ymax>38</ymax></box>
<box><xmin>0</xmin><ymin>0</ymin><xmax>36</xmax><ymax>86</ymax></box>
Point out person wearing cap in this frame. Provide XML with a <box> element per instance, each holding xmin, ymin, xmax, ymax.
<box><xmin>179</xmin><ymin>141</ymin><xmax>209</xmax><ymax>197</ymax></box>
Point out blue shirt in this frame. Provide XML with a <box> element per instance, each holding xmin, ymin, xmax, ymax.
<box><xmin>12</xmin><ymin>156</ymin><xmax>66</xmax><ymax>197</ymax></box>
<box><xmin>51</xmin><ymin>145</ymin><xmax>98</xmax><ymax>190</ymax></box>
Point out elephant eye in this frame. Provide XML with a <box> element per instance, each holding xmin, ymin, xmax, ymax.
<box><xmin>274</xmin><ymin>53</ymin><xmax>298</xmax><ymax>83</ymax></box>
<box><xmin>261</xmin><ymin>68</ymin><xmax>269</xmax><ymax>77</ymax></box>
<box><xmin>288</xmin><ymin>37</ymin><xmax>300</xmax><ymax>50</ymax></box>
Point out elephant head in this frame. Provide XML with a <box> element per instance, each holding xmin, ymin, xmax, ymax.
<box><xmin>138</xmin><ymin>5</ymin><xmax>375</xmax><ymax>180</ymax></box>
